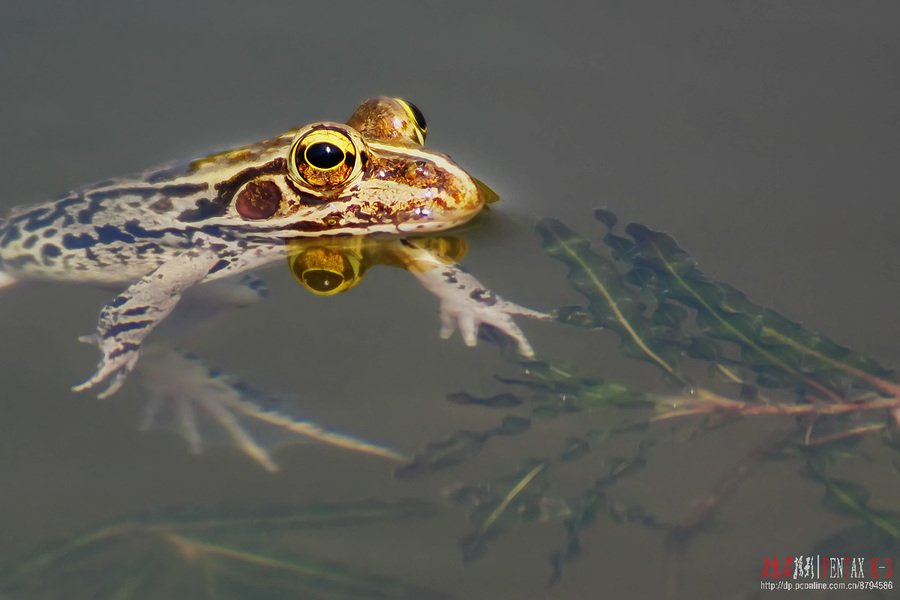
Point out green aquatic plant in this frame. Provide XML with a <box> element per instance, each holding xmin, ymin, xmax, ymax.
<box><xmin>0</xmin><ymin>500</ymin><xmax>447</xmax><ymax>600</ymax></box>
<box><xmin>538</xmin><ymin>210</ymin><xmax>899</xmax><ymax>435</ymax></box>
<box><xmin>412</xmin><ymin>210</ymin><xmax>900</xmax><ymax>589</ymax></box>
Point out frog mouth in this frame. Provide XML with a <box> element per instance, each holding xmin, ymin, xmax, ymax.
<box><xmin>394</xmin><ymin>195</ymin><xmax>487</xmax><ymax>234</ymax></box>
<box><xmin>395</xmin><ymin>210</ymin><xmax>478</xmax><ymax>234</ymax></box>
<box><xmin>396</xmin><ymin>176</ymin><xmax>497</xmax><ymax>233</ymax></box>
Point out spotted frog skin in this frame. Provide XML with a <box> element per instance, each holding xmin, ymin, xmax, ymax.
<box><xmin>0</xmin><ymin>98</ymin><xmax>547</xmax><ymax>468</ymax></box>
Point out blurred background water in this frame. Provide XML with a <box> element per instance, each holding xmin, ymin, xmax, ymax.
<box><xmin>1</xmin><ymin>2</ymin><xmax>898</xmax><ymax>598</ymax></box>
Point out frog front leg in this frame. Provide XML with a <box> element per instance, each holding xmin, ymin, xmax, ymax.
<box><xmin>412</xmin><ymin>264</ymin><xmax>551</xmax><ymax>358</ymax></box>
<box><xmin>73</xmin><ymin>249</ymin><xmax>222</xmax><ymax>399</ymax></box>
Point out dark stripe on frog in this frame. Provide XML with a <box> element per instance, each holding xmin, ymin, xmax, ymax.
<box><xmin>109</xmin><ymin>342</ymin><xmax>141</xmax><ymax>359</ymax></box>
<box><xmin>95</xmin><ymin>224</ymin><xmax>135</xmax><ymax>244</ymax></box>
<box><xmin>122</xmin><ymin>221</ymin><xmax>228</xmax><ymax>251</ymax></box>
<box><xmin>17</xmin><ymin>196</ymin><xmax>81</xmax><ymax>232</ymax></box>
<box><xmin>83</xmin><ymin>247</ymin><xmax>99</xmax><ymax>265</ymax></box>
<box><xmin>87</xmin><ymin>188</ymin><xmax>156</xmax><ymax>202</ymax></box>
<box><xmin>22</xmin><ymin>235</ymin><xmax>38</xmax><ymax>249</ymax></box>
<box><xmin>227</xmin><ymin>219</ymin><xmax>372</xmax><ymax>235</ymax></box>
<box><xmin>146</xmin><ymin>163</ymin><xmax>191</xmax><ymax>183</ymax></box>
<box><xmin>109</xmin><ymin>294</ymin><xmax>130</xmax><ymax>308</ymax></box>
<box><xmin>3</xmin><ymin>254</ymin><xmax>39</xmax><ymax>269</ymax></box>
<box><xmin>200</xmin><ymin>225</ymin><xmax>238</xmax><ymax>241</ymax></box>
<box><xmin>41</xmin><ymin>243</ymin><xmax>61</xmax><ymax>265</ymax></box>
<box><xmin>76</xmin><ymin>183</ymin><xmax>209</xmax><ymax>225</ymax></box>
<box><xmin>286</xmin><ymin>220</ymin><xmax>374</xmax><ymax>233</ymax></box>
<box><xmin>175</xmin><ymin>198</ymin><xmax>227</xmax><ymax>222</ymax></box>
<box><xmin>104</xmin><ymin>320</ymin><xmax>154</xmax><ymax>338</ymax></box>
<box><xmin>284</xmin><ymin>178</ymin><xmax>328</xmax><ymax>206</ymax></box>
<box><xmin>88</xmin><ymin>183</ymin><xmax>208</xmax><ymax>202</ymax></box>
<box><xmin>62</xmin><ymin>233</ymin><xmax>97</xmax><ymax>249</ymax></box>
<box><xmin>77</xmin><ymin>194</ymin><xmax>106</xmax><ymax>224</ymax></box>
<box><xmin>158</xmin><ymin>182</ymin><xmax>209</xmax><ymax>197</ymax></box>
<box><xmin>123</xmin><ymin>222</ymin><xmax>196</xmax><ymax>250</ymax></box>
<box><xmin>177</xmin><ymin>158</ymin><xmax>287</xmax><ymax>223</ymax></box>
<box><xmin>136</xmin><ymin>242</ymin><xmax>165</xmax><ymax>255</ymax></box>
<box><xmin>208</xmin><ymin>259</ymin><xmax>231</xmax><ymax>274</ymax></box>
<box><xmin>0</xmin><ymin>224</ymin><xmax>21</xmax><ymax>247</ymax></box>
<box><xmin>123</xmin><ymin>221</ymin><xmax>183</xmax><ymax>239</ymax></box>
<box><xmin>63</xmin><ymin>222</ymin><xmax>190</xmax><ymax>251</ymax></box>
<box><xmin>11</xmin><ymin>207</ymin><xmax>47</xmax><ymax>224</ymax></box>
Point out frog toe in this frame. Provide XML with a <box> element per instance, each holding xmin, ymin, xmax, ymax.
<box><xmin>72</xmin><ymin>365</ymin><xmax>131</xmax><ymax>398</ymax></box>
<box><xmin>436</xmin><ymin>301</ymin><xmax>540</xmax><ymax>358</ymax></box>
<box><xmin>509</xmin><ymin>326</ymin><xmax>536</xmax><ymax>359</ymax></box>
<box><xmin>498</xmin><ymin>301</ymin><xmax>553</xmax><ymax>321</ymax></box>
<box><xmin>458</xmin><ymin>314</ymin><xmax>479</xmax><ymax>347</ymax></box>
<box><xmin>439</xmin><ymin>312</ymin><xmax>457</xmax><ymax>340</ymax></box>
<box><xmin>477</xmin><ymin>314</ymin><xmax>536</xmax><ymax>358</ymax></box>
<box><xmin>72</xmin><ymin>336</ymin><xmax>141</xmax><ymax>398</ymax></box>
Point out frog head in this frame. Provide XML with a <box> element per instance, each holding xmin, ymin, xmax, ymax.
<box><xmin>205</xmin><ymin>97</ymin><xmax>495</xmax><ymax>237</ymax></box>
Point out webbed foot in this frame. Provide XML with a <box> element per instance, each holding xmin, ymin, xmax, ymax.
<box><xmin>138</xmin><ymin>348</ymin><xmax>406</xmax><ymax>471</ymax></box>
<box><xmin>438</xmin><ymin>293</ymin><xmax>550</xmax><ymax>358</ymax></box>
<box><xmin>414</xmin><ymin>265</ymin><xmax>551</xmax><ymax>358</ymax></box>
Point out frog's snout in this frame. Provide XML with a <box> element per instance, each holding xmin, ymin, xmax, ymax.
<box><xmin>435</xmin><ymin>174</ymin><xmax>488</xmax><ymax>226</ymax></box>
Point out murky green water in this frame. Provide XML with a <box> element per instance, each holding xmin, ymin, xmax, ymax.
<box><xmin>1</xmin><ymin>3</ymin><xmax>899</xmax><ymax>599</ymax></box>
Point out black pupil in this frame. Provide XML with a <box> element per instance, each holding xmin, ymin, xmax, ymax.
<box><xmin>405</xmin><ymin>101</ymin><xmax>427</xmax><ymax>132</ymax></box>
<box><xmin>304</xmin><ymin>270</ymin><xmax>344</xmax><ymax>292</ymax></box>
<box><xmin>306</xmin><ymin>142</ymin><xmax>344</xmax><ymax>169</ymax></box>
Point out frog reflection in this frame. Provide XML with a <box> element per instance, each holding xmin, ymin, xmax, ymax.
<box><xmin>287</xmin><ymin>234</ymin><xmax>545</xmax><ymax>354</ymax></box>
<box><xmin>288</xmin><ymin>235</ymin><xmax>468</xmax><ymax>296</ymax></box>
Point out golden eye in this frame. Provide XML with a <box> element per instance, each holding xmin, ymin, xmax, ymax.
<box><xmin>395</xmin><ymin>98</ymin><xmax>427</xmax><ymax>145</ymax></box>
<box><xmin>289</xmin><ymin>127</ymin><xmax>364</xmax><ymax>190</ymax></box>
<box><xmin>288</xmin><ymin>246</ymin><xmax>364</xmax><ymax>296</ymax></box>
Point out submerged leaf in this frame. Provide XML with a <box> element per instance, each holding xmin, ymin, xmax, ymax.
<box><xmin>0</xmin><ymin>500</ymin><xmax>445</xmax><ymax>600</ymax></box>
<box><xmin>446</xmin><ymin>391</ymin><xmax>523</xmax><ymax>408</ymax></box>
<box><xmin>453</xmin><ymin>461</ymin><xmax>551</xmax><ymax>563</ymax></box>
<box><xmin>536</xmin><ymin>218</ymin><xmax>689</xmax><ymax>385</ymax></box>
<box><xmin>615</xmin><ymin>220</ymin><xmax>895</xmax><ymax>400</ymax></box>
<box><xmin>821</xmin><ymin>480</ymin><xmax>871</xmax><ymax>516</ymax></box>
<box><xmin>394</xmin><ymin>430</ymin><xmax>488</xmax><ymax>480</ymax></box>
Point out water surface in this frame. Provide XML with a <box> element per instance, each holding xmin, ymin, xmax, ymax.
<box><xmin>1</xmin><ymin>3</ymin><xmax>898</xmax><ymax>599</ymax></box>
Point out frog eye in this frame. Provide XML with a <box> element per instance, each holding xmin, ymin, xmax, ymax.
<box><xmin>395</xmin><ymin>99</ymin><xmax>427</xmax><ymax>144</ymax></box>
<box><xmin>289</xmin><ymin>127</ymin><xmax>364</xmax><ymax>190</ymax></box>
<box><xmin>287</xmin><ymin>246</ymin><xmax>365</xmax><ymax>295</ymax></box>
<box><xmin>301</xmin><ymin>268</ymin><xmax>349</xmax><ymax>295</ymax></box>
<box><xmin>345</xmin><ymin>97</ymin><xmax>427</xmax><ymax>146</ymax></box>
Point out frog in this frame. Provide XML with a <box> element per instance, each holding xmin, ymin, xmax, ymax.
<box><xmin>0</xmin><ymin>97</ymin><xmax>548</xmax><ymax>469</ymax></box>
